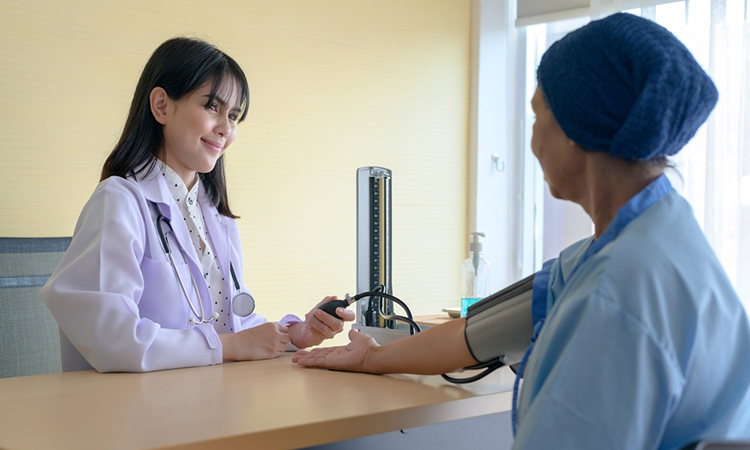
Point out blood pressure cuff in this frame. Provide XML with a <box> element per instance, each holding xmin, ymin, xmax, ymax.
<box><xmin>464</xmin><ymin>274</ymin><xmax>535</xmax><ymax>365</ymax></box>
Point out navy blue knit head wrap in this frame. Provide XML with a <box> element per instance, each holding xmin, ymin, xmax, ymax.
<box><xmin>537</xmin><ymin>13</ymin><xmax>718</xmax><ymax>161</ymax></box>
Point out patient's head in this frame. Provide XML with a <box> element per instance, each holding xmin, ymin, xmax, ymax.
<box><xmin>536</xmin><ymin>13</ymin><xmax>718</xmax><ymax>162</ymax></box>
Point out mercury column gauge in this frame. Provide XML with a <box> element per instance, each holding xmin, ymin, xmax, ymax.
<box><xmin>352</xmin><ymin>167</ymin><xmax>410</xmax><ymax>344</ymax></box>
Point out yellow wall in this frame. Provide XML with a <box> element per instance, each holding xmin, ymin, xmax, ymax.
<box><xmin>0</xmin><ymin>0</ymin><xmax>469</xmax><ymax>337</ymax></box>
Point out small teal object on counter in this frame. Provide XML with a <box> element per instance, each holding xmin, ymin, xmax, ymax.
<box><xmin>460</xmin><ymin>232</ymin><xmax>490</xmax><ymax>317</ymax></box>
<box><xmin>461</xmin><ymin>297</ymin><xmax>483</xmax><ymax>317</ymax></box>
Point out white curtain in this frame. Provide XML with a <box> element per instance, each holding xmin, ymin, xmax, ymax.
<box><xmin>584</xmin><ymin>0</ymin><xmax>750</xmax><ymax>310</ymax></box>
<box><xmin>589</xmin><ymin>0</ymin><xmax>663</xmax><ymax>18</ymax></box>
<box><xmin>644</xmin><ymin>0</ymin><xmax>750</xmax><ymax>311</ymax></box>
<box><xmin>526</xmin><ymin>0</ymin><xmax>750</xmax><ymax>311</ymax></box>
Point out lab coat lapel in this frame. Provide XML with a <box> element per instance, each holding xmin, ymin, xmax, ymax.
<box><xmin>165</xmin><ymin>203</ymin><xmax>203</xmax><ymax>277</ymax></box>
<box><xmin>142</xmin><ymin>171</ymin><xmax>201</xmax><ymax>269</ymax></box>
<box><xmin>138</xmin><ymin>166</ymin><xmax>174</xmax><ymax>222</ymax></box>
<box><xmin>137</xmin><ymin>168</ymin><xmax>208</xmax><ymax>306</ymax></box>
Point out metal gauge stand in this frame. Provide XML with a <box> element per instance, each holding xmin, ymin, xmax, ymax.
<box><xmin>352</xmin><ymin>167</ymin><xmax>411</xmax><ymax>344</ymax></box>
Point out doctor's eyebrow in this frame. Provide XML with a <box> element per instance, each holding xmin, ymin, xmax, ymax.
<box><xmin>203</xmin><ymin>94</ymin><xmax>226</xmax><ymax>106</ymax></box>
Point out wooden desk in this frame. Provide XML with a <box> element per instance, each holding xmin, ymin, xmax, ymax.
<box><xmin>0</xmin><ymin>354</ymin><xmax>514</xmax><ymax>450</ymax></box>
<box><xmin>415</xmin><ymin>314</ymin><xmax>456</xmax><ymax>328</ymax></box>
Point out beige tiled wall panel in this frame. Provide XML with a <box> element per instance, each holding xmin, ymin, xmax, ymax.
<box><xmin>0</xmin><ymin>0</ymin><xmax>470</xmax><ymax>328</ymax></box>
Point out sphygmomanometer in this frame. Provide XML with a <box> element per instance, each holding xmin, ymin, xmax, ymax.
<box><xmin>319</xmin><ymin>166</ymin><xmax>535</xmax><ymax>383</ymax></box>
<box><xmin>317</xmin><ymin>273</ymin><xmax>535</xmax><ymax>383</ymax></box>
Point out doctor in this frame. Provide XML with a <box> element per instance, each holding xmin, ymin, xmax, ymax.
<box><xmin>293</xmin><ymin>13</ymin><xmax>750</xmax><ymax>449</ymax></box>
<box><xmin>42</xmin><ymin>37</ymin><xmax>354</xmax><ymax>373</ymax></box>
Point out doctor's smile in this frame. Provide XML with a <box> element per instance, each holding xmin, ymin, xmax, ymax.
<box><xmin>200</xmin><ymin>137</ymin><xmax>223</xmax><ymax>154</ymax></box>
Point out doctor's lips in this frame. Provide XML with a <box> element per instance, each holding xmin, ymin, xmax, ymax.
<box><xmin>201</xmin><ymin>138</ymin><xmax>223</xmax><ymax>152</ymax></box>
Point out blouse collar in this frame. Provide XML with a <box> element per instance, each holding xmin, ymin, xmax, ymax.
<box><xmin>155</xmin><ymin>159</ymin><xmax>200</xmax><ymax>212</ymax></box>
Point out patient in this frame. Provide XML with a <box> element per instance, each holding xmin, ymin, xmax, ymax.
<box><xmin>294</xmin><ymin>13</ymin><xmax>750</xmax><ymax>449</ymax></box>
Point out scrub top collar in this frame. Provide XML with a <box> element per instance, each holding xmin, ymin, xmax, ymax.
<box><xmin>584</xmin><ymin>172</ymin><xmax>674</xmax><ymax>263</ymax></box>
<box><xmin>535</xmin><ymin>172</ymin><xmax>674</xmax><ymax>323</ymax></box>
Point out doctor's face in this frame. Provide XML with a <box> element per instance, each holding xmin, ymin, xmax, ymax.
<box><xmin>530</xmin><ymin>86</ymin><xmax>587</xmax><ymax>202</ymax></box>
<box><xmin>160</xmin><ymin>79</ymin><xmax>240</xmax><ymax>188</ymax></box>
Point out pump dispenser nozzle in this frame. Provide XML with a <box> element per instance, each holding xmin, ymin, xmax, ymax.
<box><xmin>469</xmin><ymin>232</ymin><xmax>485</xmax><ymax>273</ymax></box>
<box><xmin>470</xmin><ymin>232</ymin><xmax>485</xmax><ymax>253</ymax></box>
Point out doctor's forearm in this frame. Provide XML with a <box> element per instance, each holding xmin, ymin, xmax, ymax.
<box><xmin>363</xmin><ymin>318</ymin><xmax>478</xmax><ymax>375</ymax></box>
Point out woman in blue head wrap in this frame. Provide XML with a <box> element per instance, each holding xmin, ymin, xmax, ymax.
<box><xmin>294</xmin><ymin>13</ymin><xmax>750</xmax><ymax>449</ymax></box>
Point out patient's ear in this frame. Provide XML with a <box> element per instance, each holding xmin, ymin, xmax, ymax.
<box><xmin>149</xmin><ymin>87</ymin><xmax>169</xmax><ymax>125</ymax></box>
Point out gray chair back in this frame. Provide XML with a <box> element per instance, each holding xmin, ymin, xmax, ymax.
<box><xmin>0</xmin><ymin>237</ymin><xmax>71</xmax><ymax>378</ymax></box>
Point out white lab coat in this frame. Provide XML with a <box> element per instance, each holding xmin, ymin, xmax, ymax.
<box><xmin>42</xmin><ymin>168</ymin><xmax>291</xmax><ymax>373</ymax></box>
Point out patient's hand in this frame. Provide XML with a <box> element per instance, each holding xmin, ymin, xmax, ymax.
<box><xmin>292</xmin><ymin>329</ymin><xmax>379</xmax><ymax>373</ymax></box>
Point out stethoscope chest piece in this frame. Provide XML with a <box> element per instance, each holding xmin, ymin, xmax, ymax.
<box><xmin>229</xmin><ymin>261</ymin><xmax>254</xmax><ymax>317</ymax></box>
<box><xmin>232</xmin><ymin>292</ymin><xmax>255</xmax><ymax>317</ymax></box>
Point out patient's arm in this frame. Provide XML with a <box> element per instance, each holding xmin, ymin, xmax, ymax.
<box><xmin>292</xmin><ymin>317</ymin><xmax>477</xmax><ymax>375</ymax></box>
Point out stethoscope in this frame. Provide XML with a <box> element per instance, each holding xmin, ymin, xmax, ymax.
<box><xmin>150</xmin><ymin>202</ymin><xmax>256</xmax><ymax>325</ymax></box>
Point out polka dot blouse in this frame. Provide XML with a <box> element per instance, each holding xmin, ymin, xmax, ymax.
<box><xmin>157</xmin><ymin>160</ymin><xmax>234</xmax><ymax>333</ymax></box>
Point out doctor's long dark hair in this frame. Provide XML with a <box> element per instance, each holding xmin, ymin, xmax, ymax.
<box><xmin>101</xmin><ymin>37</ymin><xmax>249</xmax><ymax>218</ymax></box>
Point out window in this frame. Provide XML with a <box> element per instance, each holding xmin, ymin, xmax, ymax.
<box><xmin>518</xmin><ymin>0</ymin><xmax>750</xmax><ymax>311</ymax></box>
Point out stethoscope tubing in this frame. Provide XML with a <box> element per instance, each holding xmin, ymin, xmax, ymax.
<box><xmin>152</xmin><ymin>202</ymin><xmax>216</xmax><ymax>324</ymax></box>
<box><xmin>150</xmin><ymin>201</ymin><xmax>254</xmax><ymax>325</ymax></box>
<box><xmin>166</xmin><ymin>249</ymin><xmax>212</xmax><ymax>324</ymax></box>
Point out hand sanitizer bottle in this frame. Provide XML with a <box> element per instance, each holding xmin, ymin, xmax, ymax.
<box><xmin>460</xmin><ymin>232</ymin><xmax>490</xmax><ymax>317</ymax></box>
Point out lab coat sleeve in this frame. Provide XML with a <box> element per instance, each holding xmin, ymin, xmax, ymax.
<box><xmin>238</xmin><ymin>313</ymin><xmax>301</xmax><ymax>330</ymax></box>
<box><xmin>235</xmin><ymin>312</ymin><xmax>300</xmax><ymax>352</ymax></box>
<box><xmin>513</xmin><ymin>291</ymin><xmax>684</xmax><ymax>450</ymax></box>
<box><xmin>236</xmin><ymin>313</ymin><xmax>300</xmax><ymax>352</ymax></box>
<box><xmin>42</xmin><ymin>178</ymin><xmax>223</xmax><ymax>372</ymax></box>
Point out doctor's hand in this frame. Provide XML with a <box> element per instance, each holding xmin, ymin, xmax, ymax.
<box><xmin>288</xmin><ymin>296</ymin><xmax>356</xmax><ymax>349</ymax></box>
<box><xmin>292</xmin><ymin>329</ymin><xmax>378</xmax><ymax>373</ymax></box>
<box><xmin>219</xmin><ymin>322</ymin><xmax>290</xmax><ymax>361</ymax></box>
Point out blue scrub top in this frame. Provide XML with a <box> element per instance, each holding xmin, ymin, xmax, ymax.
<box><xmin>514</xmin><ymin>175</ymin><xmax>750</xmax><ymax>450</ymax></box>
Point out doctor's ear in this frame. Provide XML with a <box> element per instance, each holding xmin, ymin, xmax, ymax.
<box><xmin>149</xmin><ymin>87</ymin><xmax>170</xmax><ymax>125</ymax></box>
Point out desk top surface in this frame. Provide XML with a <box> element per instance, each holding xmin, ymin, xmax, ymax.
<box><xmin>0</xmin><ymin>353</ymin><xmax>514</xmax><ymax>450</ymax></box>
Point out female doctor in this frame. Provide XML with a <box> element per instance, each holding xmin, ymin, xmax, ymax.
<box><xmin>42</xmin><ymin>37</ymin><xmax>354</xmax><ymax>373</ymax></box>
<box><xmin>293</xmin><ymin>13</ymin><xmax>750</xmax><ymax>449</ymax></box>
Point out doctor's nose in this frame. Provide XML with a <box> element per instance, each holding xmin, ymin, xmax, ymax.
<box><xmin>215</xmin><ymin>116</ymin><xmax>232</xmax><ymax>138</ymax></box>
